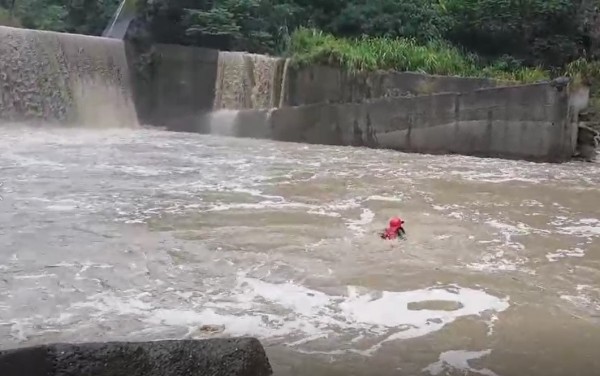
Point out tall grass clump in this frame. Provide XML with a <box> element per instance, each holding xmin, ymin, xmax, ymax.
<box><xmin>565</xmin><ymin>58</ymin><xmax>600</xmax><ymax>88</ymax></box>
<box><xmin>288</xmin><ymin>28</ymin><xmax>549</xmax><ymax>83</ymax></box>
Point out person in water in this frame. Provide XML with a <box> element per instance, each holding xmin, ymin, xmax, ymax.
<box><xmin>380</xmin><ymin>217</ymin><xmax>406</xmax><ymax>240</ymax></box>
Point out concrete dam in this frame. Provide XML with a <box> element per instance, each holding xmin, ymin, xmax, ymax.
<box><xmin>1</xmin><ymin>25</ymin><xmax>600</xmax><ymax>376</ymax></box>
<box><xmin>0</xmin><ymin>26</ymin><xmax>137</xmax><ymax>128</ymax></box>
<box><xmin>127</xmin><ymin>42</ymin><xmax>586</xmax><ymax>163</ymax></box>
<box><xmin>0</xmin><ymin>24</ymin><xmax>591</xmax><ymax>162</ymax></box>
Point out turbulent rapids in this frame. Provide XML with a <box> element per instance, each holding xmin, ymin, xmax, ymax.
<box><xmin>0</xmin><ymin>126</ymin><xmax>599</xmax><ymax>376</ymax></box>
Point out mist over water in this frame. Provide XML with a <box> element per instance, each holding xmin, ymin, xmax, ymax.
<box><xmin>0</xmin><ymin>124</ymin><xmax>599</xmax><ymax>376</ymax></box>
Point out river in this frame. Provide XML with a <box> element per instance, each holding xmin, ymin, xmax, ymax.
<box><xmin>0</xmin><ymin>125</ymin><xmax>599</xmax><ymax>376</ymax></box>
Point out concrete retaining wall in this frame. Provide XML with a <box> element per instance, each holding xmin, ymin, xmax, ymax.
<box><xmin>0</xmin><ymin>338</ymin><xmax>272</xmax><ymax>376</ymax></box>
<box><xmin>126</xmin><ymin>43</ymin><xmax>218</xmax><ymax>131</ymax></box>
<box><xmin>281</xmin><ymin>65</ymin><xmax>512</xmax><ymax>107</ymax></box>
<box><xmin>224</xmin><ymin>79</ymin><xmax>573</xmax><ymax>162</ymax></box>
<box><xmin>121</xmin><ymin>44</ymin><xmax>575</xmax><ymax>162</ymax></box>
<box><xmin>125</xmin><ymin>44</ymin><xmax>514</xmax><ymax>128</ymax></box>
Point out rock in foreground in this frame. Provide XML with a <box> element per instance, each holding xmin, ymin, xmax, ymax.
<box><xmin>0</xmin><ymin>338</ymin><xmax>272</xmax><ymax>376</ymax></box>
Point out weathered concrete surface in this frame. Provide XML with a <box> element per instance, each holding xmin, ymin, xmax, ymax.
<box><xmin>223</xmin><ymin>79</ymin><xmax>574</xmax><ymax>162</ymax></box>
<box><xmin>0</xmin><ymin>26</ymin><xmax>138</xmax><ymax>127</ymax></box>
<box><xmin>281</xmin><ymin>65</ymin><xmax>512</xmax><ymax>107</ymax></box>
<box><xmin>0</xmin><ymin>338</ymin><xmax>272</xmax><ymax>376</ymax></box>
<box><xmin>126</xmin><ymin>43</ymin><xmax>218</xmax><ymax>132</ymax></box>
<box><xmin>232</xmin><ymin>109</ymin><xmax>274</xmax><ymax>139</ymax></box>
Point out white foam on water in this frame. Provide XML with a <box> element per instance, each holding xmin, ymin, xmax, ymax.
<box><xmin>463</xmin><ymin>218</ymin><xmax>542</xmax><ymax>273</ymax></box>
<box><xmin>46</xmin><ymin>204</ymin><xmax>79</xmax><ymax>211</ymax></box>
<box><xmin>486</xmin><ymin>314</ymin><xmax>499</xmax><ymax>336</ymax></box>
<box><xmin>485</xmin><ymin>220</ymin><xmax>532</xmax><ymax>248</ymax></box>
<box><xmin>13</xmin><ymin>273</ymin><xmax>57</xmax><ymax>280</ymax></box>
<box><xmin>558</xmin><ymin>218</ymin><xmax>600</xmax><ymax>237</ymax></box>
<box><xmin>345</xmin><ymin>208</ymin><xmax>375</xmax><ymax>236</ymax></box>
<box><xmin>366</xmin><ymin>195</ymin><xmax>404</xmax><ymax>202</ymax></box>
<box><xmin>431</xmin><ymin>204</ymin><xmax>470</xmax><ymax>221</ymax></box>
<box><xmin>447</xmin><ymin>169</ymin><xmax>543</xmax><ymax>184</ymax></box>
<box><xmin>203</xmin><ymin>196</ymin><xmax>363</xmax><ymax>220</ymax></box>
<box><xmin>546</xmin><ymin>248</ymin><xmax>586</xmax><ymax>262</ymax></box>
<box><xmin>72</xmin><ymin>292</ymin><xmax>154</xmax><ymax>314</ymax></box>
<box><xmin>2</xmin><ymin>152</ymin><xmax>68</xmax><ymax>170</ymax></box>
<box><xmin>306</xmin><ymin>208</ymin><xmax>342</xmax><ymax>217</ymax></box>
<box><xmin>466</xmin><ymin>254</ymin><xmax>534</xmax><ymax>275</ymax></box>
<box><xmin>10</xmin><ymin>321</ymin><xmax>28</xmax><ymax>342</ymax></box>
<box><xmin>423</xmin><ymin>349</ymin><xmax>498</xmax><ymax>376</ymax></box>
<box><xmin>560</xmin><ymin>294</ymin><xmax>600</xmax><ymax>312</ymax></box>
<box><xmin>560</xmin><ymin>285</ymin><xmax>600</xmax><ymax>313</ymax></box>
<box><xmin>432</xmin><ymin>204</ymin><xmax>463</xmax><ymax>211</ymax></box>
<box><xmin>55</xmin><ymin>274</ymin><xmax>509</xmax><ymax>356</ymax></box>
<box><xmin>206</xmin><ymin>201</ymin><xmax>312</xmax><ymax>212</ymax></box>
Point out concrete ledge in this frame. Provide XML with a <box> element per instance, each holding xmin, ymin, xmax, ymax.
<box><xmin>281</xmin><ymin>66</ymin><xmax>513</xmax><ymax>106</ymax></box>
<box><xmin>222</xmin><ymin>81</ymin><xmax>574</xmax><ymax>163</ymax></box>
<box><xmin>0</xmin><ymin>338</ymin><xmax>273</xmax><ymax>376</ymax></box>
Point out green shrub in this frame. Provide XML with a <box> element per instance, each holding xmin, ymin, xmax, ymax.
<box><xmin>565</xmin><ymin>58</ymin><xmax>600</xmax><ymax>87</ymax></box>
<box><xmin>288</xmin><ymin>28</ymin><xmax>549</xmax><ymax>83</ymax></box>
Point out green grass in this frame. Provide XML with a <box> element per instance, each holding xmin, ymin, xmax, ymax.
<box><xmin>287</xmin><ymin>28</ymin><xmax>549</xmax><ymax>83</ymax></box>
<box><xmin>565</xmin><ymin>58</ymin><xmax>600</xmax><ymax>88</ymax></box>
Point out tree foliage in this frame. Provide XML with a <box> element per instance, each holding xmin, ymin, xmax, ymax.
<box><xmin>0</xmin><ymin>0</ymin><xmax>120</xmax><ymax>34</ymax></box>
<box><xmin>441</xmin><ymin>0</ymin><xmax>586</xmax><ymax>67</ymax></box>
<box><xmin>1</xmin><ymin>0</ymin><xmax>599</xmax><ymax>73</ymax></box>
<box><xmin>130</xmin><ymin>0</ymin><xmax>596</xmax><ymax>70</ymax></box>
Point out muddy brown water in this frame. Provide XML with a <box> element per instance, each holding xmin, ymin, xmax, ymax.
<box><xmin>0</xmin><ymin>125</ymin><xmax>599</xmax><ymax>376</ymax></box>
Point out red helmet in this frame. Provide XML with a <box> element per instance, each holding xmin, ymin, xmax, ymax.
<box><xmin>389</xmin><ymin>217</ymin><xmax>404</xmax><ymax>228</ymax></box>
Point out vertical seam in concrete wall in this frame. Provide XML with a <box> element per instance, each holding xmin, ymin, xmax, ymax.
<box><xmin>453</xmin><ymin>93</ymin><xmax>460</xmax><ymax>153</ymax></box>
<box><xmin>554</xmin><ymin>84</ymin><xmax>571</xmax><ymax>161</ymax></box>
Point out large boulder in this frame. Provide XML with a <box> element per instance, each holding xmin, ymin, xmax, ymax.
<box><xmin>0</xmin><ymin>338</ymin><xmax>272</xmax><ymax>376</ymax></box>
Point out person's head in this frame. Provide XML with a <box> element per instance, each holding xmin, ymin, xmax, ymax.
<box><xmin>389</xmin><ymin>217</ymin><xmax>404</xmax><ymax>229</ymax></box>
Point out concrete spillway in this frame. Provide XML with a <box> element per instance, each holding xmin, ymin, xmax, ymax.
<box><xmin>0</xmin><ymin>25</ymin><xmax>138</xmax><ymax>127</ymax></box>
<box><xmin>213</xmin><ymin>51</ymin><xmax>286</xmax><ymax>110</ymax></box>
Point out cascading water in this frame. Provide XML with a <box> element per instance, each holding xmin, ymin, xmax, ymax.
<box><xmin>278</xmin><ymin>58</ymin><xmax>291</xmax><ymax>108</ymax></box>
<box><xmin>212</xmin><ymin>51</ymin><xmax>287</xmax><ymax>110</ymax></box>
<box><xmin>210</xmin><ymin>51</ymin><xmax>287</xmax><ymax>136</ymax></box>
<box><xmin>0</xmin><ymin>26</ymin><xmax>138</xmax><ymax>128</ymax></box>
<box><xmin>213</xmin><ymin>52</ymin><xmax>246</xmax><ymax>110</ymax></box>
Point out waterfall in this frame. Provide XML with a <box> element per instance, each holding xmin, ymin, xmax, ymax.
<box><xmin>0</xmin><ymin>26</ymin><xmax>138</xmax><ymax>128</ymax></box>
<box><xmin>210</xmin><ymin>51</ymin><xmax>288</xmax><ymax>137</ymax></box>
<box><xmin>212</xmin><ymin>51</ymin><xmax>286</xmax><ymax>110</ymax></box>
<box><xmin>278</xmin><ymin>58</ymin><xmax>291</xmax><ymax>108</ymax></box>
